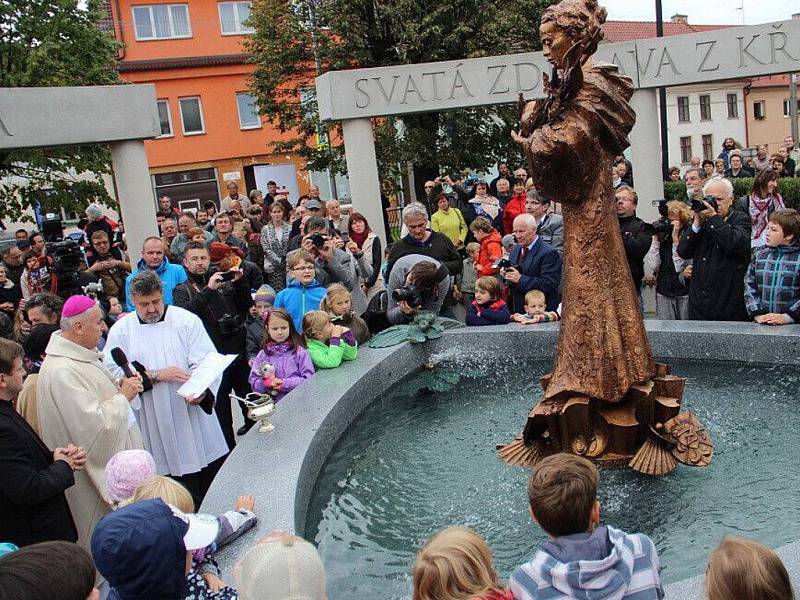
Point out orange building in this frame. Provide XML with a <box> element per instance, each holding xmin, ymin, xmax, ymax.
<box><xmin>104</xmin><ymin>0</ymin><xmax>309</xmax><ymax>210</ymax></box>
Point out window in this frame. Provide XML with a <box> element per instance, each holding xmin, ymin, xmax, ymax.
<box><xmin>236</xmin><ymin>93</ymin><xmax>260</xmax><ymax>129</ymax></box>
<box><xmin>680</xmin><ymin>136</ymin><xmax>692</xmax><ymax>164</ymax></box>
<box><xmin>727</xmin><ymin>93</ymin><xmax>739</xmax><ymax>118</ymax></box>
<box><xmin>753</xmin><ymin>100</ymin><xmax>766</xmax><ymax>120</ymax></box>
<box><xmin>179</xmin><ymin>97</ymin><xmax>205</xmax><ymax>135</ymax></box>
<box><xmin>783</xmin><ymin>98</ymin><xmax>800</xmax><ymax>117</ymax></box>
<box><xmin>156</xmin><ymin>99</ymin><xmax>173</xmax><ymax>137</ymax></box>
<box><xmin>699</xmin><ymin>95</ymin><xmax>711</xmax><ymax>121</ymax></box>
<box><xmin>132</xmin><ymin>4</ymin><xmax>191</xmax><ymax>40</ymax></box>
<box><xmin>219</xmin><ymin>2</ymin><xmax>254</xmax><ymax>35</ymax></box>
<box><xmin>677</xmin><ymin>96</ymin><xmax>690</xmax><ymax>123</ymax></box>
<box><xmin>702</xmin><ymin>135</ymin><xmax>713</xmax><ymax>160</ymax></box>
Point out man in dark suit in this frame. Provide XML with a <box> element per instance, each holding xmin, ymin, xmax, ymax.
<box><xmin>0</xmin><ymin>338</ymin><xmax>85</xmax><ymax>546</ymax></box>
<box><xmin>502</xmin><ymin>213</ymin><xmax>562</xmax><ymax>314</ymax></box>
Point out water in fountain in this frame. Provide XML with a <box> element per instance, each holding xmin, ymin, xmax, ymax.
<box><xmin>306</xmin><ymin>358</ymin><xmax>800</xmax><ymax>600</ymax></box>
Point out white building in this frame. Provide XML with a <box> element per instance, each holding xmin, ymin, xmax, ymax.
<box><xmin>662</xmin><ymin>83</ymin><xmax>748</xmax><ymax>173</ymax></box>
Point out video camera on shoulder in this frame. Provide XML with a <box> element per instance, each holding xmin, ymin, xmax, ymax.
<box><xmin>691</xmin><ymin>196</ymin><xmax>718</xmax><ymax>213</ymax></box>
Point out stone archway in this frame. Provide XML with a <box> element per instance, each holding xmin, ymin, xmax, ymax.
<box><xmin>316</xmin><ymin>18</ymin><xmax>800</xmax><ymax>242</ymax></box>
<box><xmin>0</xmin><ymin>84</ymin><xmax>161</xmax><ymax>261</ymax></box>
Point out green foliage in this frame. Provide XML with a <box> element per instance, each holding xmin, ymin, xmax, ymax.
<box><xmin>664</xmin><ymin>178</ymin><xmax>800</xmax><ymax>209</ymax></box>
<box><xmin>246</xmin><ymin>0</ymin><xmax>555</xmax><ymax>190</ymax></box>
<box><xmin>0</xmin><ymin>0</ymin><xmax>122</xmax><ymax>221</ymax></box>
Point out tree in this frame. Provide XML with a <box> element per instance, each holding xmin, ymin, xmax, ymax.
<box><xmin>246</xmin><ymin>0</ymin><xmax>555</xmax><ymax>200</ymax></box>
<box><xmin>0</xmin><ymin>0</ymin><xmax>121</xmax><ymax>222</ymax></box>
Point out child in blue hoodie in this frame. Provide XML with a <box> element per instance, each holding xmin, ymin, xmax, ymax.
<box><xmin>509</xmin><ymin>453</ymin><xmax>664</xmax><ymax>600</ymax></box>
<box><xmin>273</xmin><ymin>249</ymin><xmax>326</xmax><ymax>332</ymax></box>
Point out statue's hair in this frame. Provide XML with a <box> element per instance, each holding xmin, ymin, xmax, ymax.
<box><xmin>541</xmin><ymin>0</ymin><xmax>607</xmax><ymax>56</ymax></box>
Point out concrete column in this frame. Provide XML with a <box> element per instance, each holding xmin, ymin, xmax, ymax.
<box><xmin>629</xmin><ymin>89</ymin><xmax>663</xmax><ymax>223</ymax></box>
<box><xmin>341</xmin><ymin>118</ymin><xmax>386</xmax><ymax>247</ymax></box>
<box><xmin>109</xmin><ymin>140</ymin><xmax>157</xmax><ymax>264</ymax></box>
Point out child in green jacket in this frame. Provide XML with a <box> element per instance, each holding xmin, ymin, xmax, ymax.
<box><xmin>302</xmin><ymin>310</ymin><xmax>358</xmax><ymax>369</ymax></box>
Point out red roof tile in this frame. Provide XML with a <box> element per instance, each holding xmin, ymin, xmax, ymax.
<box><xmin>603</xmin><ymin>20</ymin><xmax>733</xmax><ymax>43</ymax></box>
<box><xmin>749</xmin><ymin>74</ymin><xmax>791</xmax><ymax>88</ymax></box>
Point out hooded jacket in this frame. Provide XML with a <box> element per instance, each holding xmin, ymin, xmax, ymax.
<box><xmin>92</xmin><ymin>499</ymin><xmax>188</xmax><ymax>600</ymax></box>
<box><xmin>509</xmin><ymin>526</ymin><xmax>664</xmax><ymax>600</ymax></box>
<box><xmin>273</xmin><ymin>278</ymin><xmax>327</xmax><ymax>332</ymax></box>
<box><xmin>124</xmin><ymin>257</ymin><xmax>188</xmax><ymax>311</ymax></box>
<box><xmin>744</xmin><ymin>241</ymin><xmax>800</xmax><ymax>321</ymax></box>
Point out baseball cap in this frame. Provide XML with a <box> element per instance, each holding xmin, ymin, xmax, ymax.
<box><xmin>234</xmin><ymin>533</ymin><xmax>326</xmax><ymax>600</ymax></box>
<box><xmin>305</xmin><ymin>199</ymin><xmax>322</xmax><ymax>210</ymax></box>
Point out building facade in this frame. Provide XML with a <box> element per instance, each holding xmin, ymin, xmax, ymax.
<box><xmin>663</xmin><ymin>84</ymin><xmax>748</xmax><ymax>170</ymax></box>
<box><xmin>106</xmin><ymin>0</ymin><xmax>311</xmax><ymax>209</ymax></box>
<box><xmin>746</xmin><ymin>74</ymin><xmax>800</xmax><ymax>152</ymax></box>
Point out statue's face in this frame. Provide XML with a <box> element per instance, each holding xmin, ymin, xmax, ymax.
<box><xmin>540</xmin><ymin>20</ymin><xmax>572</xmax><ymax>69</ymax></box>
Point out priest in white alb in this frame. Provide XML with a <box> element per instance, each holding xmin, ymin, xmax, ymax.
<box><xmin>103</xmin><ymin>270</ymin><xmax>229</xmax><ymax>505</ymax></box>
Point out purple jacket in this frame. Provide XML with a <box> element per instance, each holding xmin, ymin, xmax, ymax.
<box><xmin>248</xmin><ymin>342</ymin><xmax>315</xmax><ymax>402</ymax></box>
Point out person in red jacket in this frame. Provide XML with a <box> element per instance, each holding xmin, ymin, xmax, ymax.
<box><xmin>502</xmin><ymin>178</ymin><xmax>528</xmax><ymax>235</ymax></box>
<box><xmin>470</xmin><ymin>217</ymin><xmax>503</xmax><ymax>276</ymax></box>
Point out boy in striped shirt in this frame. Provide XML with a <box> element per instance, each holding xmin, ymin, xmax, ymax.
<box><xmin>509</xmin><ymin>453</ymin><xmax>664</xmax><ymax>600</ymax></box>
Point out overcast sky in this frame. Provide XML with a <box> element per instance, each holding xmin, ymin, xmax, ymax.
<box><xmin>602</xmin><ymin>0</ymin><xmax>798</xmax><ymax>25</ymax></box>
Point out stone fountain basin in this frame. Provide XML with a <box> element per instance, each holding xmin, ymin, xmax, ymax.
<box><xmin>200</xmin><ymin>321</ymin><xmax>800</xmax><ymax>598</ymax></box>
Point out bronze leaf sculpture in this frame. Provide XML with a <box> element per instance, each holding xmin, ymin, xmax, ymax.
<box><xmin>497</xmin><ymin>0</ymin><xmax>712</xmax><ymax>475</ymax></box>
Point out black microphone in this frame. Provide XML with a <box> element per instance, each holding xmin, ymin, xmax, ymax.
<box><xmin>110</xmin><ymin>347</ymin><xmax>142</xmax><ymax>401</ymax></box>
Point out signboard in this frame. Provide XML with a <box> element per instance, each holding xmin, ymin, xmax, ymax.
<box><xmin>0</xmin><ymin>85</ymin><xmax>160</xmax><ymax>149</ymax></box>
<box><xmin>316</xmin><ymin>18</ymin><xmax>800</xmax><ymax>121</ymax></box>
<box><xmin>222</xmin><ymin>171</ymin><xmax>242</xmax><ymax>182</ymax></box>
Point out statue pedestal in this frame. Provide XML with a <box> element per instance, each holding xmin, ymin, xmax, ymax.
<box><xmin>498</xmin><ymin>363</ymin><xmax>713</xmax><ymax>475</ymax></box>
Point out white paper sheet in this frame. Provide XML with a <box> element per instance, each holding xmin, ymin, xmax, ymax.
<box><xmin>177</xmin><ymin>352</ymin><xmax>238</xmax><ymax>399</ymax></box>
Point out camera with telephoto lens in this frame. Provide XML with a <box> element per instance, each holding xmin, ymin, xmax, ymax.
<box><xmin>392</xmin><ymin>284</ymin><xmax>423</xmax><ymax>307</ymax></box>
<box><xmin>691</xmin><ymin>195</ymin><xmax>718</xmax><ymax>213</ymax></box>
<box><xmin>218</xmin><ymin>313</ymin><xmax>242</xmax><ymax>336</ymax></box>
<box><xmin>493</xmin><ymin>258</ymin><xmax>515</xmax><ymax>270</ymax></box>
<box><xmin>308</xmin><ymin>233</ymin><xmax>327</xmax><ymax>249</ymax></box>
<box><xmin>645</xmin><ymin>219</ymin><xmax>673</xmax><ymax>236</ymax></box>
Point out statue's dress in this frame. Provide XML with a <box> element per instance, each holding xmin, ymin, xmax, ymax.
<box><xmin>522</xmin><ymin>63</ymin><xmax>655</xmax><ymax>403</ymax></box>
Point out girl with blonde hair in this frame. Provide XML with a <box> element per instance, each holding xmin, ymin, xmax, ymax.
<box><xmin>302</xmin><ymin>310</ymin><xmax>357</xmax><ymax>369</ymax></box>
<box><xmin>320</xmin><ymin>283</ymin><xmax>370</xmax><ymax>345</ymax></box>
<box><xmin>705</xmin><ymin>536</ymin><xmax>794</xmax><ymax>600</ymax></box>
<box><xmin>412</xmin><ymin>527</ymin><xmax>512</xmax><ymax>600</ymax></box>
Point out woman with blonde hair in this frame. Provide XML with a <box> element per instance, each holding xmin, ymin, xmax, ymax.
<box><xmin>647</xmin><ymin>200</ymin><xmax>694</xmax><ymax>320</ymax></box>
<box><xmin>705</xmin><ymin>536</ymin><xmax>794</xmax><ymax>600</ymax></box>
<box><xmin>412</xmin><ymin>527</ymin><xmax>512</xmax><ymax>600</ymax></box>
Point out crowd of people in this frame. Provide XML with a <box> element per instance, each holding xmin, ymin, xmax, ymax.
<box><xmin>0</xmin><ymin>142</ymin><xmax>798</xmax><ymax>600</ymax></box>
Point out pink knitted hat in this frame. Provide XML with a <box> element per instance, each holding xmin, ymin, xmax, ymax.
<box><xmin>105</xmin><ymin>449</ymin><xmax>157</xmax><ymax>502</ymax></box>
<box><xmin>62</xmin><ymin>295</ymin><xmax>97</xmax><ymax>318</ymax></box>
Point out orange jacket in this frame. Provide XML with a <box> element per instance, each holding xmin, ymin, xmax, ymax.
<box><xmin>476</xmin><ymin>229</ymin><xmax>503</xmax><ymax>276</ymax></box>
<box><xmin>503</xmin><ymin>192</ymin><xmax>527</xmax><ymax>235</ymax></box>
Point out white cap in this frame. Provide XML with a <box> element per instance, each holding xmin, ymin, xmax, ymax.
<box><xmin>169</xmin><ymin>505</ymin><xmax>219</xmax><ymax>551</ymax></box>
<box><xmin>235</xmin><ymin>534</ymin><xmax>326</xmax><ymax>600</ymax></box>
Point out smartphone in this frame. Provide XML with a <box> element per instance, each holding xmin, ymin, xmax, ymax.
<box><xmin>219</xmin><ymin>270</ymin><xmax>237</xmax><ymax>282</ymax></box>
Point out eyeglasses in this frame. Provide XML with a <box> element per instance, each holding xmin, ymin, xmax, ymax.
<box><xmin>424</xmin><ymin>185</ymin><xmax>434</xmax><ymax>189</ymax></box>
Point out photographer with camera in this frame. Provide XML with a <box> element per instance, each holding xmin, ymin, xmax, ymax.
<box><xmin>503</xmin><ymin>214</ymin><xmax>561</xmax><ymax>314</ymax></box>
<box><xmin>646</xmin><ymin>200</ymin><xmax>693</xmax><ymax>320</ymax></box>
<box><xmin>677</xmin><ymin>178</ymin><xmax>752</xmax><ymax>321</ymax></box>
<box><xmin>386</xmin><ymin>255</ymin><xmax>452</xmax><ymax>325</ymax></box>
<box><xmin>86</xmin><ymin>230</ymin><xmax>130</xmax><ymax>303</ymax></box>
<box><xmin>615</xmin><ymin>186</ymin><xmax>652</xmax><ymax>299</ymax></box>
<box><xmin>173</xmin><ymin>241</ymin><xmax>255</xmax><ymax>446</ymax></box>
<box><xmin>298</xmin><ymin>216</ymin><xmax>371</xmax><ymax>316</ymax></box>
